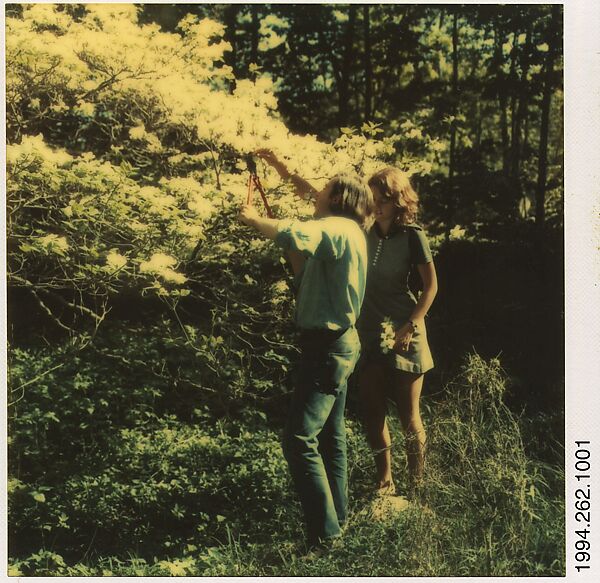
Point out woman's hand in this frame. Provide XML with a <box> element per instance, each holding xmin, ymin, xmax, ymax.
<box><xmin>393</xmin><ymin>322</ymin><xmax>414</xmax><ymax>354</ymax></box>
<box><xmin>238</xmin><ymin>203</ymin><xmax>260</xmax><ymax>226</ymax></box>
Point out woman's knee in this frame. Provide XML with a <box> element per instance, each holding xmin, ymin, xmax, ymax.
<box><xmin>398</xmin><ymin>411</ymin><xmax>424</xmax><ymax>434</ymax></box>
<box><xmin>394</xmin><ymin>372</ymin><xmax>424</xmax><ymax>427</ymax></box>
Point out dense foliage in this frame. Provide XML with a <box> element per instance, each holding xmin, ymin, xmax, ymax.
<box><xmin>6</xmin><ymin>3</ymin><xmax>564</xmax><ymax>577</ymax></box>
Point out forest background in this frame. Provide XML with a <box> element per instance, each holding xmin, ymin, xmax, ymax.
<box><xmin>5</xmin><ymin>2</ymin><xmax>565</xmax><ymax>577</ymax></box>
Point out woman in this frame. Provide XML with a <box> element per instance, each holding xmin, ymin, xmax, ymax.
<box><xmin>357</xmin><ymin>167</ymin><xmax>437</xmax><ymax>498</ymax></box>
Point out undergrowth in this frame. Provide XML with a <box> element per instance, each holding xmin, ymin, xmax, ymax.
<box><xmin>8</xmin><ymin>346</ymin><xmax>564</xmax><ymax>577</ymax></box>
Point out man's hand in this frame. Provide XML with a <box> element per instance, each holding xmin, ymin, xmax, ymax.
<box><xmin>238</xmin><ymin>203</ymin><xmax>260</xmax><ymax>227</ymax></box>
<box><xmin>255</xmin><ymin>148</ymin><xmax>280</xmax><ymax>167</ymax></box>
<box><xmin>255</xmin><ymin>148</ymin><xmax>292</xmax><ymax>181</ymax></box>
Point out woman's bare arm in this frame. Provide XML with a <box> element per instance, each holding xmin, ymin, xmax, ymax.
<box><xmin>393</xmin><ymin>261</ymin><xmax>438</xmax><ymax>353</ymax></box>
<box><xmin>410</xmin><ymin>261</ymin><xmax>438</xmax><ymax>323</ymax></box>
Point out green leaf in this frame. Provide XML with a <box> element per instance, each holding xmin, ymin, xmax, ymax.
<box><xmin>31</xmin><ymin>492</ymin><xmax>46</xmax><ymax>503</ymax></box>
<box><xmin>7</xmin><ymin>566</ymin><xmax>22</xmax><ymax>577</ymax></box>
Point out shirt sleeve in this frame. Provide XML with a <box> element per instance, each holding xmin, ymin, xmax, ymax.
<box><xmin>275</xmin><ymin>218</ymin><xmax>345</xmax><ymax>261</ymax></box>
<box><xmin>292</xmin><ymin>266</ymin><xmax>304</xmax><ymax>292</ymax></box>
<box><xmin>408</xmin><ymin>226</ymin><xmax>433</xmax><ymax>264</ymax></box>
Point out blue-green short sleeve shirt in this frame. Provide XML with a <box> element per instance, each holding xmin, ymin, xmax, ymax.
<box><xmin>275</xmin><ymin>216</ymin><xmax>368</xmax><ymax>330</ymax></box>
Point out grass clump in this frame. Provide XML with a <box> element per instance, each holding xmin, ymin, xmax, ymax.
<box><xmin>393</xmin><ymin>353</ymin><xmax>564</xmax><ymax>576</ymax></box>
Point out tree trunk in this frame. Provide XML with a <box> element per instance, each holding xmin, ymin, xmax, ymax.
<box><xmin>508</xmin><ymin>30</ymin><xmax>519</xmax><ymax>173</ymax></box>
<box><xmin>511</xmin><ymin>20</ymin><xmax>533</xmax><ymax>197</ymax></box>
<box><xmin>522</xmin><ymin>108</ymin><xmax>530</xmax><ymax>162</ymax></box>
<box><xmin>446</xmin><ymin>9</ymin><xmax>459</xmax><ymax>241</ymax></box>
<box><xmin>364</xmin><ymin>5</ymin><xmax>373</xmax><ymax>122</ymax></box>
<box><xmin>475</xmin><ymin>100</ymin><xmax>482</xmax><ymax>152</ymax></box>
<box><xmin>535</xmin><ymin>5</ymin><xmax>561</xmax><ymax>228</ymax></box>
<box><xmin>494</xmin><ymin>20</ymin><xmax>510</xmax><ymax>174</ymax></box>
<box><xmin>338</xmin><ymin>5</ymin><xmax>357</xmax><ymax>127</ymax></box>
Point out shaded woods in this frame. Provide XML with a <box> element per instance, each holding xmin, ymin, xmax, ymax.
<box><xmin>6</xmin><ymin>4</ymin><xmax>563</xmax><ymax>576</ymax></box>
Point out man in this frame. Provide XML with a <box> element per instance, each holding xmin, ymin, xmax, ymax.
<box><xmin>238</xmin><ymin>161</ymin><xmax>373</xmax><ymax>549</ymax></box>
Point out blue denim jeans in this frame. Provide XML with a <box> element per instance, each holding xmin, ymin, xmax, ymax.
<box><xmin>283</xmin><ymin>326</ymin><xmax>360</xmax><ymax>545</ymax></box>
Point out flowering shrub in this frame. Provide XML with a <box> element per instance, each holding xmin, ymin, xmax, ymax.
<box><xmin>7</xmin><ymin>4</ymin><xmax>441</xmax><ymax>337</ymax></box>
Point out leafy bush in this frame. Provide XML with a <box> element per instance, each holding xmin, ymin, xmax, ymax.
<box><xmin>63</xmin><ymin>422</ymin><xmax>290</xmax><ymax>552</ymax></box>
<box><xmin>10</xmin><ymin>413</ymin><xmax>292</xmax><ymax>560</ymax></box>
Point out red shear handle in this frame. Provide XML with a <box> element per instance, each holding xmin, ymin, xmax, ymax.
<box><xmin>246</xmin><ymin>174</ymin><xmax>255</xmax><ymax>205</ymax></box>
<box><xmin>246</xmin><ymin>172</ymin><xmax>274</xmax><ymax>219</ymax></box>
<box><xmin>252</xmin><ymin>174</ymin><xmax>274</xmax><ymax>218</ymax></box>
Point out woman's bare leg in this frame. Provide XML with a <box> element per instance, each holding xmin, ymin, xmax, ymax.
<box><xmin>393</xmin><ymin>371</ymin><xmax>426</xmax><ymax>490</ymax></box>
<box><xmin>358</xmin><ymin>361</ymin><xmax>393</xmax><ymax>489</ymax></box>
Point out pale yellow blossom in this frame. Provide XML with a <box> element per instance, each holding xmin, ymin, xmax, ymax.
<box><xmin>76</xmin><ymin>101</ymin><xmax>96</xmax><ymax>116</ymax></box>
<box><xmin>140</xmin><ymin>253</ymin><xmax>187</xmax><ymax>284</ymax></box>
<box><xmin>217</xmin><ymin>242</ymin><xmax>236</xmax><ymax>255</ymax></box>
<box><xmin>380</xmin><ymin>317</ymin><xmax>396</xmax><ymax>354</ymax></box>
<box><xmin>187</xmin><ymin>196</ymin><xmax>213</xmax><ymax>220</ymax></box>
<box><xmin>449</xmin><ymin>225</ymin><xmax>466</xmax><ymax>240</ymax></box>
<box><xmin>106</xmin><ymin>251</ymin><xmax>127</xmax><ymax>270</ymax></box>
<box><xmin>38</xmin><ymin>234</ymin><xmax>69</xmax><ymax>254</ymax></box>
<box><xmin>129</xmin><ymin>125</ymin><xmax>146</xmax><ymax>140</ymax></box>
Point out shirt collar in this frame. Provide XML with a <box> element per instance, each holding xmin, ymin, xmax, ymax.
<box><xmin>374</xmin><ymin>221</ymin><xmax>402</xmax><ymax>239</ymax></box>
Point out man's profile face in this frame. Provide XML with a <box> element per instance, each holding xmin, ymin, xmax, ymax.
<box><xmin>313</xmin><ymin>179</ymin><xmax>337</xmax><ymax>219</ymax></box>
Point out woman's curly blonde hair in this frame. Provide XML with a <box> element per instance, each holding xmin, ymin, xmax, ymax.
<box><xmin>368</xmin><ymin>167</ymin><xmax>419</xmax><ymax>225</ymax></box>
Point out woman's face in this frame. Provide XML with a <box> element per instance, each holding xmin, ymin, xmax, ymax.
<box><xmin>371</xmin><ymin>185</ymin><xmax>397</xmax><ymax>224</ymax></box>
<box><xmin>313</xmin><ymin>179</ymin><xmax>336</xmax><ymax>218</ymax></box>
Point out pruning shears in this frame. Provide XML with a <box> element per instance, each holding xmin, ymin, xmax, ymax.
<box><xmin>245</xmin><ymin>154</ymin><xmax>274</xmax><ymax>218</ymax></box>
